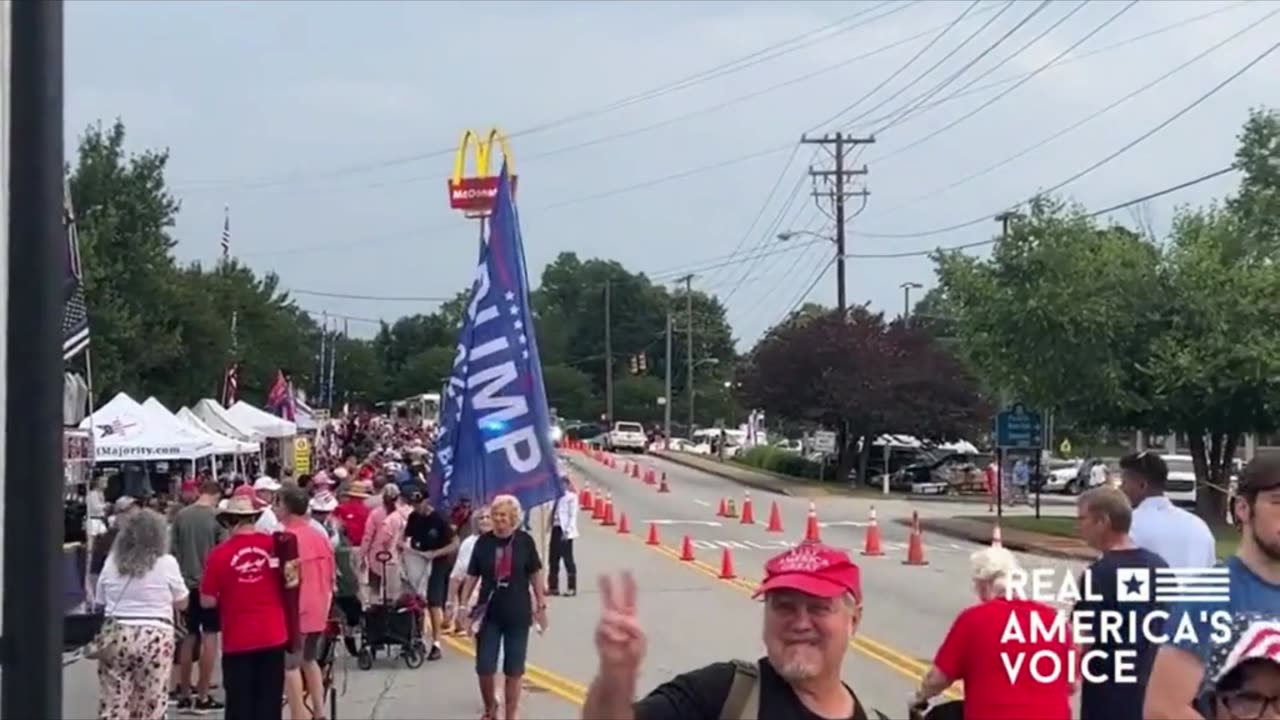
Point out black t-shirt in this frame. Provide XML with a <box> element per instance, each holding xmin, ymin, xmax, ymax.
<box><xmin>405</xmin><ymin>510</ymin><xmax>455</xmax><ymax>555</ymax></box>
<box><xmin>633</xmin><ymin>657</ymin><xmax>869</xmax><ymax>720</ymax></box>
<box><xmin>1073</xmin><ymin>547</ymin><xmax>1169</xmax><ymax>720</ymax></box>
<box><xmin>466</xmin><ymin>530</ymin><xmax>542</xmax><ymax>625</ymax></box>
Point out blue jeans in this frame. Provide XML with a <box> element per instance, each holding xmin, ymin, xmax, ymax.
<box><xmin>474</xmin><ymin>618</ymin><xmax>531</xmax><ymax>676</ymax></box>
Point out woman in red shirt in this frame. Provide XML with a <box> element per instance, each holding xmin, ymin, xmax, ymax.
<box><xmin>200</xmin><ymin>488</ymin><xmax>289</xmax><ymax>720</ymax></box>
<box><xmin>912</xmin><ymin>546</ymin><xmax>1073</xmax><ymax>720</ymax></box>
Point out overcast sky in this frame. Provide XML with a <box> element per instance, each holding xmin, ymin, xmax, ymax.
<box><xmin>65</xmin><ymin>0</ymin><xmax>1277</xmax><ymax>345</ymax></box>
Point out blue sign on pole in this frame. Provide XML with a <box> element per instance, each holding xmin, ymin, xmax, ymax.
<box><xmin>995</xmin><ymin>403</ymin><xmax>1043</xmax><ymax>449</ymax></box>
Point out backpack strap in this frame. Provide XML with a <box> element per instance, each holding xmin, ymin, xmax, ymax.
<box><xmin>719</xmin><ymin>660</ymin><xmax>761</xmax><ymax>720</ymax></box>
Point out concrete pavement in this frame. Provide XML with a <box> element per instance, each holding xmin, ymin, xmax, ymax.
<box><xmin>567</xmin><ymin>450</ymin><xmax>1088</xmax><ymax>676</ymax></box>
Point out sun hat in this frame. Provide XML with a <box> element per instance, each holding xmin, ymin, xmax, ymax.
<box><xmin>345</xmin><ymin>480</ymin><xmax>374</xmax><ymax>498</ymax></box>
<box><xmin>218</xmin><ymin>486</ymin><xmax>264</xmax><ymax>518</ymax></box>
<box><xmin>752</xmin><ymin>542</ymin><xmax>862</xmax><ymax>601</ymax></box>
<box><xmin>252</xmin><ymin>476</ymin><xmax>281</xmax><ymax>492</ymax></box>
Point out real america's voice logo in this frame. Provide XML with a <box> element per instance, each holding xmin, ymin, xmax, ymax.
<box><xmin>1000</xmin><ymin>567</ymin><xmax>1233</xmax><ymax>685</ymax></box>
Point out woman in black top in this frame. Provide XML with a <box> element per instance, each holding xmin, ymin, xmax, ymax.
<box><xmin>461</xmin><ymin>494</ymin><xmax>548</xmax><ymax>720</ymax></box>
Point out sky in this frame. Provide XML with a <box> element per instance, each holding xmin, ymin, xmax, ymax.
<box><xmin>65</xmin><ymin>0</ymin><xmax>1278</xmax><ymax>346</ymax></box>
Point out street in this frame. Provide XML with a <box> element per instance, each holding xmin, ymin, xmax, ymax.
<box><xmin>60</xmin><ymin>450</ymin><xmax>1088</xmax><ymax>718</ymax></box>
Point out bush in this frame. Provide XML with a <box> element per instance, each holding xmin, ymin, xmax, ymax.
<box><xmin>735</xmin><ymin>446</ymin><xmax>835</xmax><ymax>482</ymax></box>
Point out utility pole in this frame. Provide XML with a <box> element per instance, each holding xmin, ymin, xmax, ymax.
<box><xmin>5</xmin><ymin>1</ymin><xmax>67</xmax><ymax>716</ymax></box>
<box><xmin>663</xmin><ymin>310</ymin><xmax>673</xmax><ymax>445</ymax></box>
<box><xmin>675</xmin><ymin>274</ymin><xmax>695</xmax><ymax>435</ymax></box>
<box><xmin>604</xmin><ymin>279</ymin><xmax>613</xmax><ymax>425</ymax></box>
<box><xmin>801</xmin><ymin>131</ymin><xmax>873</xmax><ymax>314</ymax></box>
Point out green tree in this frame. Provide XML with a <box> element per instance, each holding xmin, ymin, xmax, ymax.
<box><xmin>613</xmin><ymin>375</ymin><xmax>667</xmax><ymax>425</ymax></box>
<box><xmin>542</xmin><ymin>364</ymin><xmax>596</xmax><ymax>421</ymax></box>
<box><xmin>388</xmin><ymin>347</ymin><xmax>454</xmax><ymax>400</ymax></box>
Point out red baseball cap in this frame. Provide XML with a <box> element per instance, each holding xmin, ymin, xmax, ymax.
<box><xmin>753</xmin><ymin>543</ymin><xmax>861</xmax><ymax>601</ymax></box>
<box><xmin>180</xmin><ymin>479</ymin><xmax>198</xmax><ymax>494</ymax></box>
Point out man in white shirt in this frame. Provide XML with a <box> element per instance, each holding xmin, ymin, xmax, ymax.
<box><xmin>252</xmin><ymin>476</ymin><xmax>282</xmax><ymax>533</ymax></box>
<box><xmin>1118</xmin><ymin>451</ymin><xmax>1217</xmax><ymax>568</ymax></box>
<box><xmin>1090</xmin><ymin>460</ymin><xmax>1110</xmax><ymax>489</ymax></box>
<box><xmin>548</xmin><ymin>475</ymin><xmax>580</xmax><ymax>596</ymax></box>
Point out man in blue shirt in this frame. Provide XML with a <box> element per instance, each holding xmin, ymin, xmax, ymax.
<box><xmin>1143</xmin><ymin>456</ymin><xmax>1280</xmax><ymax>719</ymax></box>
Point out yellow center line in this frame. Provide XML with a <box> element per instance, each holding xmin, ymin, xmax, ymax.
<box><xmin>617</xmin><ymin>529</ymin><xmax>964</xmax><ymax>700</ymax></box>
<box><xmin>440</xmin><ymin>634</ymin><xmax>587</xmax><ymax>706</ymax></box>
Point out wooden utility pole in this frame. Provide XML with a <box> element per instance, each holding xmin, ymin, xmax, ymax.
<box><xmin>604</xmin><ymin>278</ymin><xmax>613</xmax><ymax>425</ymax></box>
<box><xmin>800</xmin><ymin>132</ymin><xmax>873</xmax><ymax>313</ymax></box>
<box><xmin>674</xmin><ymin>274</ymin><xmax>695</xmax><ymax>435</ymax></box>
<box><xmin>663</xmin><ymin>310</ymin><xmax>672</xmax><ymax>443</ymax></box>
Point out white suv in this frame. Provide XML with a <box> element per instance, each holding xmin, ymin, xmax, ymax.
<box><xmin>606</xmin><ymin>421</ymin><xmax>648</xmax><ymax>453</ymax></box>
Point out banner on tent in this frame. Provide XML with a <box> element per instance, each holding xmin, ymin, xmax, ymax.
<box><xmin>430</xmin><ymin>163</ymin><xmax>560</xmax><ymax>513</ymax></box>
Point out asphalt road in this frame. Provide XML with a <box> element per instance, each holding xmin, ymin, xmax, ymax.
<box><xmin>566</xmin><ymin>450</ymin><xmax>1088</xmax><ymax>689</ymax></box>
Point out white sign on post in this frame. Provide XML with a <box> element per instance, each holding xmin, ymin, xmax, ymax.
<box><xmin>812</xmin><ymin>430</ymin><xmax>836</xmax><ymax>454</ymax></box>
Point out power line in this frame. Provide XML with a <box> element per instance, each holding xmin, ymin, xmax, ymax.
<box><xmin>866</xmin><ymin>0</ymin><xmax>1140</xmax><ymax>165</ymax></box>
<box><xmin>867</xmin><ymin>0</ymin><xmax>1056</xmax><ymax>136</ymax></box>
<box><xmin>806</xmin><ymin>0</ymin><xmax>989</xmax><ymax>133</ymax></box>
<box><xmin>288</xmin><ymin>288</ymin><xmax>453</xmax><ymax>302</ymax></box>
<box><xmin>854</xmin><ymin>39</ymin><xmax>1280</xmax><ymax>240</ymax></box>
<box><xmin>172</xmin><ymin>1</ymin><xmax>910</xmax><ymax>193</ymax></box>
<box><xmin>874</xmin><ymin>5</ymin><xmax>1279</xmax><ymax>215</ymax></box>
<box><xmin>844</xmin><ymin>164</ymin><xmax>1238</xmax><ymax>259</ymax></box>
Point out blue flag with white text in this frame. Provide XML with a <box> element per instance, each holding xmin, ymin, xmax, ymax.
<box><xmin>429</xmin><ymin>163</ymin><xmax>562</xmax><ymax>515</ymax></box>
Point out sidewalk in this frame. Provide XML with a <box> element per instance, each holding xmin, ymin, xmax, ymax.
<box><xmin>901</xmin><ymin>515</ymin><xmax>1100</xmax><ymax>561</ymax></box>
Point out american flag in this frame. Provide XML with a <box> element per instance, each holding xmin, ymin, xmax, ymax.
<box><xmin>222</xmin><ymin>362</ymin><xmax>239</xmax><ymax>407</ymax></box>
<box><xmin>220</xmin><ymin>205</ymin><xmax>231</xmax><ymax>261</ymax></box>
<box><xmin>1154</xmin><ymin>567</ymin><xmax>1231</xmax><ymax>603</ymax></box>
<box><xmin>62</xmin><ymin>178</ymin><xmax>91</xmax><ymax>361</ymax></box>
<box><xmin>268</xmin><ymin>369</ymin><xmax>295</xmax><ymax>421</ymax></box>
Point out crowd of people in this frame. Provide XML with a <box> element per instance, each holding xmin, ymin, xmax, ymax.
<box><xmin>84</xmin><ymin>415</ymin><xmax>575</xmax><ymax>720</ymax></box>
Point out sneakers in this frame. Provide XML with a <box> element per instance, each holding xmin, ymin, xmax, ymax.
<box><xmin>428</xmin><ymin>643</ymin><xmax>443</xmax><ymax>661</ymax></box>
<box><xmin>193</xmin><ymin>696</ymin><xmax>225</xmax><ymax>713</ymax></box>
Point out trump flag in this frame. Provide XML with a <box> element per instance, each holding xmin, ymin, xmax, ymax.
<box><xmin>430</xmin><ymin>162</ymin><xmax>561</xmax><ymax>514</ymax></box>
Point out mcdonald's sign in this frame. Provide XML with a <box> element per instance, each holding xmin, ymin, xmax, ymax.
<box><xmin>448</xmin><ymin>128</ymin><xmax>517</xmax><ymax>215</ymax></box>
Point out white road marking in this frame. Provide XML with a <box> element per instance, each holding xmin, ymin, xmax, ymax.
<box><xmin>818</xmin><ymin>520</ymin><xmax>871</xmax><ymax>528</ymax></box>
<box><xmin>649</xmin><ymin>519</ymin><xmax>723</xmax><ymax>527</ymax></box>
<box><xmin>692</xmin><ymin>499</ymin><xmax>712</xmax><ymax>507</ymax></box>
<box><xmin>690</xmin><ymin>538</ymin><xmax>799</xmax><ymax>551</ymax></box>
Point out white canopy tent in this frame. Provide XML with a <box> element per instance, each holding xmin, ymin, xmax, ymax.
<box><xmin>227</xmin><ymin>401</ymin><xmax>296</xmax><ymax>439</ymax></box>
<box><xmin>192</xmin><ymin>398</ymin><xmax>262</xmax><ymax>443</ymax></box>
<box><xmin>80</xmin><ymin>392</ymin><xmax>214</xmax><ymax>462</ymax></box>
<box><xmin>177</xmin><ymin>407</ymin><xmax>260</xmax><ymax>455</ymax></box>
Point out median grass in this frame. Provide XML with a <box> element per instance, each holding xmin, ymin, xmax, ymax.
<box><xmin>995</xmin><ymin>515</ymin><xmax>1241</xmax><ymax>559</ymax></box>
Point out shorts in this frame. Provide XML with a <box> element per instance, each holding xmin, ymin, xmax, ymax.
<box><xmin>474</xmin><ymin>618</ymin><xmax>531</xmax><ymax>677</ymax></box>
<box><xmin>426</xmin><ymin>562</ymin><xmax>451</xmax><ymax>608</ymax></box>
<box><xmin>402</xmin><ymin>554</ymin><xmax>452</xmax><ymax>608</ymax></box>
<box><xmin>184</xmin><ymin>595</ymin><xmax>221</xmax><ymax>634</ymax></box>
<box><xmin>284</xmin><ymin>632</ymin><xmax>322</xmax><ymax>670</ymax></box>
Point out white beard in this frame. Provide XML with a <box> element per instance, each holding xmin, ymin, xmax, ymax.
<box><xmin>774</xmin><ymin>645</ymin><xmax>823</xmax><ymax>681</ymax></box>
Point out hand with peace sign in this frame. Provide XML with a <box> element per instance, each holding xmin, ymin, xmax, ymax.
<box><xmin>594</xmin><ymin>571</ymin><xmax>646</xmax><ymax>683</ymax></box>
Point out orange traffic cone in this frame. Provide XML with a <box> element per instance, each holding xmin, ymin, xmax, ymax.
<box><xmin>991</xmin><ymin>524</ymin><xmax>1003</xmax><ymax>548</ymax></box>
<box><xmin>658</xmin><ymin>473</ymin><xmax>670</xmax><ymax>493</ymax></box>
<box><xmin>903</xmin><ymin>511</ymin><xmax>928</xmax><ymax>566</ymax></box>
<box><xmin>765</xmin><ymin>502</ymin><xmax>783</xmax><ymax>533</ymax></box>
<box><xmin>592</xmin><ymin>495</ymin><xmax>605</xmax><ymax>520</ymax></box>
<box><xmin>602</xmin><ymin>494</ymin><xmax>616</xmax><ymax>526</ymax></box>
<box><xmin>740</xmin><ymin>492</ymin><xmax>755</xmax><ymax>524</ymax></box>
<box><xmin>580</xmin><ymin>484</ymin><xmax>593</xmax><ymax>508</ymax></box>
<box><xmin>804</xmin><ymin>501</ymin><xmax>821</xmax><ymax>543</ymax></box>
<box><xmin>724</xmin><ymin>499</ymin><xmax>738</xmax><ymax>519</ymax></box>
<box><xmin>862</xmin><ymin>506</ymin><xmax>883</xmax><ymax>557</ymax></box>
<box><xmin>717</xmin><ymin>497</ymin><xmax>728</xmax><ymax>517</ymax></box>
<box><xmin>719</xmin><ymin>548</ymin><xmax>736</xmax><ymax>580</ymax></box>
<box><xmin>679</xmin><ymin>535</ymin><xmax>695</xmax><ymax>561</ymax></box>
<box><xmin>617</xmin><ymin>513</ymin><xmax>630</xmax><ymax>534</ymax></box>
<box><xmin>645</xmin><ymin>522</ymin><xmax>661</xmax><ymax>546</ymax></box>
<box><xmin>609</xmin><ymin>456</ymin><xmax>617</xmax><ymax>469</ymax></box>
<box><xmin>631</xmin><ymin>463</ymin><xmax>640</xmax><ymax>479</ymax></box>
<box><xmin>644</xmin><ymin>469</ymin><xmax>656</xmax><ymax>485</ymax></box>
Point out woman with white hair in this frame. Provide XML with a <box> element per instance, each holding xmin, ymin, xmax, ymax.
<box><xmin>909</xmin><ymin>546</ymin><xmax>1072</xmax><ymax>720</ymax></box>
<box><xmin>461</xmin><ymin>495</ymin><xmax>548</xmax><ymax>720</ymax></box>
<box><xmin>93</xmin><ymin>508</ymin><xmax>189</xmax><ymax>720</ymax></box>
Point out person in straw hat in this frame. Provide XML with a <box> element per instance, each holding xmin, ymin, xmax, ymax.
<box><xmin>198</xmin><ymin>487</ymin><xmax>289</xmax><ymax>720</ymax></box>
<box><xmin>333</xmin><ymin>479</ymin><xmax>372</xmax><ymax>546</ymax></box>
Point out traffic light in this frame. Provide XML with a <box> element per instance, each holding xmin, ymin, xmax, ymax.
<box><xmin>637</xmin><ymin>353</ymin><xmax>647</xmax><ymax>373</ymax></box>
<box><xmin>629</xmin><ymin>355</ymin><xmax>639</xmax><ymax>374</ymax></box>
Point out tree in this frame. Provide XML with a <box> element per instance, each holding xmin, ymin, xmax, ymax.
<box><xmin>542</xmin><ymin>364</ymin><xmax>596</xmax><ymax>421</ymax></box>
<box><xmin>740</xmin><ymin>308</ymin><xmax>988</xmax><ymax>480</ymax></box>
<box><xmin>933</xmin><ymin>108</ymin><xmax>1280</xmax><ymax>521</ymax></box>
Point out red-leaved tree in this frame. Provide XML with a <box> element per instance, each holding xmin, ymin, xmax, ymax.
<box><xmin>739</xmin><ymin>307</ymin><xmax>990</xmax><ymax>481</ymax></box>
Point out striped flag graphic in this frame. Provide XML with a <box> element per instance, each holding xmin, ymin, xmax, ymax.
<box><xmin>220</xmin><ymin>205</ymin><xmax>231</xmax><ymax>260</ymax></box>
<box><xmin>62</xmin><ymin>177</ymin><xmax>91</xmax><ymax>361</ymax></box>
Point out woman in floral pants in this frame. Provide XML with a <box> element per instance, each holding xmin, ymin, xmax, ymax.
<box><xmin>94</xmin><ymin>509</ymin><xmax>189</xmax><ymax>720</ymax></box>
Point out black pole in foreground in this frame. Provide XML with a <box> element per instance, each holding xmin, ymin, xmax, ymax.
<box><xmin>3</xmin><ymin>1</ymin><xmax>66</xmax><ymax>717</ymax></box>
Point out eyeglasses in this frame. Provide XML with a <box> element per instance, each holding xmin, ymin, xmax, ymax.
<box><xmin>1220</xmin><ymin>690</ymin><xmax>1280</xmax><ymax>719</ymax></box>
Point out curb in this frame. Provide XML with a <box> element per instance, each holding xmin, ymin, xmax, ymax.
<box><xmin>648</xmin><ymin>451</ymin><xmax>798</xmax><ymax>497</ymax></box>
<box><xmin>896</xmin><ymin>518</ymin><xmax>1098</xmax><ymax>562</ymax></box>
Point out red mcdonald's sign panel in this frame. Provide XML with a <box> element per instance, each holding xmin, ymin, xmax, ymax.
<box><xmin>447</xmin><ymin>128</ymin><xmax>517</xmax><ymax>216</ymax></box>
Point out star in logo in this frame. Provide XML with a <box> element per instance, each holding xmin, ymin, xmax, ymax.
<box><xmin>1116</xmin><ymin>567</ymin><xmax>1150</xmax><ymax>603</ymax></box>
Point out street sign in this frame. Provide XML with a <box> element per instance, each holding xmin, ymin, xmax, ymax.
<box><xmin>995</xmin><ymin>403</ymin><xmax>1043</xmax><ymax>449</ymax></box>
<box><xmin>812</xmin><ymin>430</ymin><xmax>837</xmax><ymax>454</ymax></box>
